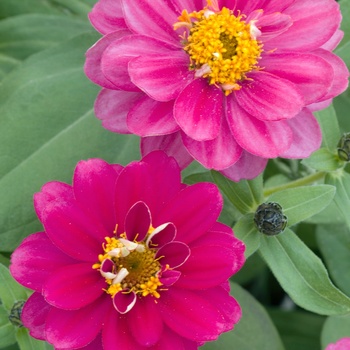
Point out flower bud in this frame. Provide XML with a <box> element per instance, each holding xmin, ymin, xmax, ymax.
<box><xmin>254</xmin><ymin>202</ymin><xmax>287</xmax><ymax>236</ymax></box>
<box><xmin>8</xmin><ymin>300</ymin><xmax>25</xmax><ymax>327</ymax></box>
<box><xmin>337</xmin><ymin>132</ymin><xmax>350</xmax><ymax>161</ymax></box>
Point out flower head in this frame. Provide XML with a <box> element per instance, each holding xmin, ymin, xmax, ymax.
<box><xmin>85</xmin><ymin>0</ymin><xmax>348</xmax><ymax>181</ymax></box>
<box><xmin>326</xmin><ymin>337</ymin><xmax>350</xmax><ymax>350</ymax></box>
<box><xmin>10</xmin><ymin>151</ymin><xmax>245</xmax><ymax>349</ymax></box>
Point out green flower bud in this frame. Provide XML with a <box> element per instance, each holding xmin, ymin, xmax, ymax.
<box><xmin>8</xmin><ymin>300</ymin><xmax>25</xmax><ymax>327</ymax></box>
<box><xmin>254</xmin><ymin>202</ymin><xmax>287</xmax><ymax>236</ymax></box>
<box><xmin>337</xmin><ymin>132</ymin><xmax>350</xmax><ymax>162</ymax></box>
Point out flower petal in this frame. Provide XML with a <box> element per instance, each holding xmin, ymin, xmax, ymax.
<box><xmin>226</xmin><ymin>95</ymin><xmax>293</xmax><ymax>157</ymax></box>
<box><xmin>175</xmin><ymin>79</ymin><xmax>223</xmax><ymax>141</ymax></box>
<box><xmin>235</xmin><ymin>0</ymin><xmax>295</xmax><ymax>15</ymax></box>
<box><xmin>321</xmin><ymin>29</ymin><xmax>344</xmax><ymax>51</ymax></box>
<box><xmin>113</xmin><ymin>290</ymin><xmax>137</xmax><ymax>314</ymax></box>
<box><xmin>125</xmin><ymin>201</ymin><xmax>151</xmax><ymax>241</ymax></box>
<box><xmin>236</xmin><ymin>71</ymin><xmax>304</xmax><ymax>121</ymax></box>
<box><xmin>95</xmin><ymin>89</ymin><xmax>144</xmax><ymax>133</ymax></box>
<box><xmin>43</xmin><ymin>263</ymin><xmax>106</xmax><ymax>310</ymax></box>
<box><xmin>10</xmin><ymin>232</ymin><xmax>76</xmax><ymax>292</ymax></box>
<box><xmin>154</xmin><ymin>326</ymin><xmax>198</xmax><ymax>350</ymax></box>
<box><xmin>127</xmin><ymin>97</ymin><xmax>180</xmax><ymax>136</ymax></box>
<box><xmin>141</xmin><ymin>132</ymin><xmax>193</xmax><ymax>169</ymax></box>
<box><xmin>147</xmin><ymin>222</ymin><xmax>177</xmax><ymax>248</ymax></box>
<box><xmin>159</xmin><ymin>269</ymin><xmax>181</xmax><ymax>286</ymax></box>
<box><xmin>156</xmin><ymin>241</ymin><xmax>190</xmax><ymax>269</ymax></box>
<box><xmin>281</xmin><ymin>108</ymin><xmax>322</xmax><ymax>158</ymax></box>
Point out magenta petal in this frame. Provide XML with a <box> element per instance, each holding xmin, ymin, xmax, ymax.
<box><xmin>147</xmin><ymin>222</ymin><xmax>176</xmax><ymax>248</ymax></box>
<box><xmin>281</xmin><ymin>109</ymin><xmax>322</xmax><ymax>158</ymax></box>
<box><xmin>95</xmin><ymin>89</ymin><xmax>144</xmax><ymax>133</ymax></box>
<box><xmin>235</xmin><ymin>0</ymin><xmax>294</xmax><ymax>14</ymax></box>
<box><xmin>43</xmin><ymin>263</ymin><xmax>105</xmax><ymax>310</ymax></box>
<box><xmin>101</xmin><ymin>258</ymin><xmax>114</xmax><ymax>273</ymax></box>
<box><xmin>155</xmin><ymin>183</ymin><xmax>222</xmax><ymax>244</ymax></box>
<box><xmin>175</xmin><ymin>79</ymin><xmax>223</xmax><ymax>141</ymax></box>
<box><xmin>321</xmin><ymin>29</ymin><xmax>344</xmax><ymax>51</ymax></box>
<box><xmin>227</xmin><ymin>96</ymin><xmax>293</xmax><ymax>157</ymax></box>
<box><xmin>221</xmin><ymin>151</ymin><xmax>268</xmax><ymax>182</ymax></box>
<box><xmin>141</xmin><ymin>132</ymin><xmax>193</xmax><ymax>169</ymax></box>
<box><xmin>73</xmin><ymin>159</ymin><xmax>120</xmax><ymax>234</ymax></box>
<box><xmin>153</xmin><ymin>326</ymin><xmax>198</xmax><ymax>350</ymax></box>
<box><xmin>156</xmin><ymin>241</ymin><xmax>190</xmax><ymax>269</ymax></box>
<box><xmin>127</xmin><ymin>297</ymin><xmax>163</xmax><ymax>346</ymax></box>
<box><xmin>45</xmin><ymin>296</ymin><xmax>110</xmax><ymax>349</ymax></box>
<box><xmin>129</xmin><ymin>52</ymin><xmax>193</xmax><ymax>102</ymax></box>
<box><xmin>256</xmin><ymin>12</ymin><xmax>292</xmax><ymax>41</ymax></box>
<box><xmin>159</xmin><ymin>287</ymin><xmax>226</xmax><ymax>341</ymax></box>
<box><xmin>22</xmin><ymin>293</ymin><xmax>51</xmax><ymax>341</ymax></box>
<box><xmin>159</xmin><ymin>269</ymin><xmax>181</xmax><ymax>286</ymax></box>
<box><xmin>236</xmin><ymin>71</ymin><xmax>304</xmax><ymax>121</ymax></box>
<box><xmin>125</xmin><ymin>201</ymin><xmax>151</xmax><ymax>241</ymax></box>
<box><xmin>113</xmin><ymin>290</ymin><xmax>137</xmax><ymax>314</ymax></box>
<box><xmin>10</xmin><ymin>232</ymin><xmax>76</xmax><ymax>292</ymax></box>
<box><xmin>182</xmin><ymin>118</ymin><xmax>242</xmax><ymax>170</ymax></box>
<box><xmin>127</xmin><ymin>97</ymin><xmax>179</xmax><ymax>136</ymax></box>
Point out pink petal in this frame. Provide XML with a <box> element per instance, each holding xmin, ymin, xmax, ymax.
<box><xmin>159</xmin><ymin>287</ymin><xmax>226</xmax><ymax>341</ymax></box>
<box><xmin>121</xmin><ymin>0</ymin><xmax>180</xmax><ymax>44</ymax></box>
<box><xmin>127</xmin><ymin>296</ymin><xmax>163</xmax><ymax>346</ymax></box>
<box><xmin>113</xmin><ymin>291</ymin><xmax>137</xmax><ymax>314</ymax></box>
<box><xmin>89</xmin><ymin>0</ymin><xmax>127</xmax><ymax>34</ymax></box>
<box><xmin>154</xmin><ymin>183</ymin><xmax>222</xmax><ymax>244</ymax></box>
<box><xmin>261</xmin><ymin>52</ymin><xmax>334</xmax><ymax>104</ymax></box>
<box><xmin>95</xmin><ymin>89</ymin><xmax>144</xmax><ymax>133</ymax></box>
<box><xmin>43</xmin><ymin>263</ymin><xmax>106</xmax><ymax>309</ymax></box>
<box><xmin>156</xmin><ymin>241</ymin><xmax>190</xmax><ymax>269</ymax></box>
<box><xmin>236</xmin><ymin>71</ymin><xmax>304</xmax><ymax>121</ymax></box>
<box><xmin>226</xmin><ymin>96</ymin><xmax>293</xmax><ymax>158</ymax></box>
<box><xmin>21</xmin><ymin>293</ymin><xmax>51</xmax><ymax>341</ymax></box>
<box><xmin>182</xmin><ymin>118</ymin><xmax>242</xmax><ymax>170</ymax></box>
<box><xmin>174</xmin><ymin>79</ymin><xmax>223</xmax><ymax>141</ymax></box>
<box><xmin>125</xmin><ymin>201</ymin><xmax>151</xmax><ymax>241</ymax></box>
<box><xmin>73</xmin><ymin>159</ymin><xmax>121</xmax><ymax>235</ymax></box>
<box><xmin>220</xmin><ymin>151</ymin><xmax>268</xmax><ymax>182</ymax></box>
<box><xmin>326</xmin><ymin>338</ymin><xmax>350</xmax><ymax>350</ymax></box>
<box><xmin>84</xmin><ymin>30</ymin><xmax>130</xmax><ymax>89</ymax></box>
<box><xmin>281</xmin><ymin>108</ymin><xmax>322</xmax><ymax>158</ymax></box>
<box><xmin>159</xmin><ymin>269</ymin><xmax>181</xmax><ymax>286</ymax></box>
<box><xmin>256</xmin><ymin>12</ymin><xmax>293</xmax><ymax>42</ymax></box>
<box><xmin>321</xmin><ymin>30</ymin><xmax>344</xmax><ymax>51</ymax></box>
<box><xmin>153</xmin><ymin>326</ymin><xmax>198</xmax><ymax>350</ymax></box>
<box><xmin>141</xmin><ymin>132</ymin><xmax>194</xmax><ymax>169</ymax></box>
<box><xmin>127</xmin><ymin>97</ymin><xmax>179</xmax><ymax>136</ymax></box>
<box><xmin>235</xmin><ymin>0</ymin><xmax>295</xmax><ymax>15</ymax></box>
<box><xmin>45</xmin><ymin>296</ymin><xmax>110</xmax><ymax>349</ymax></box>
<box><xmin>10</xmin><ymin>232</ymin><xmax>76</xmax><ymax>292</ymax></box>
<box><xmin>129</xmin><ymin>52</ymin><xmax>193</xmax><ymax>102</ymax></box>
<box><xmin>147</xmin><ymin>222</ymin><xmax>176</xmax><ymax>248</ymax></box>
<box><xmin>307</xmin><ymin>99</ymin><xmax>333</xmax><ymax>112</ymax></box>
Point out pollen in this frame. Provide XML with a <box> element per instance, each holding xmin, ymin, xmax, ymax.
<box><xmin>175</xmin><ymin>3</ymin><xmax>263</xmax><ymax>95</ymax></box>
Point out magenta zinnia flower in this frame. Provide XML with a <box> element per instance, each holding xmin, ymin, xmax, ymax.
<box><xmin>85</xmin><ymin>0</ymin><xmax>348</xmax><ymax>181</ymax></box>
<box><xmin>326</xmin><ymin>338</ymin><xmax>350</xmax><ymax>350</ymax></box>
<box><xmin>10</xmin><ymin>151</ymin><xmax>245</xmax><ymax>349</ymax></box>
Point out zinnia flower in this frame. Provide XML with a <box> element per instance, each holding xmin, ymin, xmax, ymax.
<box><xmin>326</xmin><ymin>337</ymin><xmax>350</xmax><ymax>350</ymax></box>
<box><xmin>10</xmin><ymin>151</ymin><xmax>245</xmax><ymax>349</ymax></box>
<box><xmin>85</xmin><ymin>0</ymin><xmax>349</xmax><ymax>181</ymax></box>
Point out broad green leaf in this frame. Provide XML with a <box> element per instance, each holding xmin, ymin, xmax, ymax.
<box><xmin>315</xmin><ymin>105</ymin><xmax>340</xmax><ymax>151</ymax></box>
<box><xmin>16</xmin><ymin>328</ymin><xmax>53</xmax><ymax>350</ymax></box>
<box><xmin>269</xmin><ymin>310</ymin><xmax>325</xmax><ymax>350</ymax></box>
<box><xmin>233</xmin><ymin>214</ymin><xmax>261</xmax><ymax>258</ymax></box>
<box><xmin>203</xmin><ymin>283</ymin><xmax>284</xmax><ymax>350</ymax></box>
<box><xmin>259</xmin><ymin>228</ymin><xmax>350</xmax><ymax>315</ymax></box>
<box><xmin>0</xmin><ymin>55</ymin><xmax>19</xmax><ymax>81</ymax></box>
<box><xmin>317</xmin><ymin>224</ymin><xmax>350</xmax><ymax>296</ymax></box>
<box><xmin>336</xmin><ymin>41</ymin><xmax>350</xmax><ymax>69</ymax></box>
<box><xmin>321</xmin><ymin>314</ymin><xmax>350</xmax><ymax>348</ymax></box>
<box><xmin>306</xmin><ymin>200</ymin><xmax>344</xmax><ymax>225</ymax></box>
<box><xmin>212</xmin><ymin>171</ymin><xmax>263</xmax><ymax>214</ymax></box>
<box><xmin>267</xmin><ymin>185</ymin><xmax>335</xmax><ymax>227</ymax></box>
<box><xmin>302</xmin><ymin>148</ymin><xmax>342</xmax><ymax>172</ymax></box>
<box><xmin>49</xmin><ymin>0</ymin><xmax>92</xmax><ymax>17</ymax></box>
<box><xmin>231</xmin><ymin>253</ymin><xmax>266</xmax><ymax>285</ymax></box>
<box><xmin>0</xmin><ymin>33</ymin><xmax>140</xmax><ymax>251</ymax></box>
<box><xmin>338</xmin><ymin>0</ymin><xmax>350</xmax><ymax>48</ymax></box>
<box><xmin>0</xmin><ymin>264</ymin><xmax>28</xmax><ymax>311</ymax></box>
<box><xmin>0</xmin><ymin>14</ymin><xmax>92</xmax><ymax>60</ymax></box>
<box><xmin>0</xmin><ymin>306</ymin><xmax>16</xmax><ymax>348</ymax></box>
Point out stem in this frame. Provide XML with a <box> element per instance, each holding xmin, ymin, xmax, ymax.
<box><xmin>263</xmin><ymin>171</ymin><xmax>326</xmax><ymax>197</ymax></box>
<box><xmin>51</xmin><ymin>0</ymin><xmax>91</xmax><ymax>17</ymax></box>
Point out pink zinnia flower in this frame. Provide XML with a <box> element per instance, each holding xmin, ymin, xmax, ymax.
<box><xmin>85</xmin><ymin>0</ymin><xmax>348</xmax><ymax>181</ymax></box>
<box><xmin>326</xmin><ymin>337</ymin><xmax>350</xmax><ymax>350</ymax></box>
<box><xmin>10</xmin><ymin>151</ymin><xmax>245</xmax><ymax>349</ymax></box>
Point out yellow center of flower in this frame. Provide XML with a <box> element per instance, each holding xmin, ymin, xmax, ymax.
<box><xmin>175</xmin><ymin>3</ymin><xmax>263</xmax><ymax>95</ymax></box>
<box><xmin>93</xmin><ymin>235</ymin><xmax>163</xmax><ymax>299</ymax></box>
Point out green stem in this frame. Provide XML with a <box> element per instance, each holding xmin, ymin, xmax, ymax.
<box><xmin>264</xmin><ymin>171</ymin><xmax>326</xmax><ymax>197</ymax></box>
<box><xmin>51</xmin><ymin>0</ymin><xmax>91</xmax><ymax>17</ymax></box>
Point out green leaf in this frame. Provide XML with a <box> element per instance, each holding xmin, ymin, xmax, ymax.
<box><xmin>0</xmin><ymin>14</ymin><xmax>92</xmax><ymax>60</ymax></box>
<box><xmin>211</xmin><ymin>171</ymin><xmax>263</xmax><ymax>214</ymax></box>
<box><xmin>231</xmin><ymin>253</ymin><xmax>266</xmax><ymax>285</ymax></box>
<box><xmin>338</xmin><ymin>0</ymin><xmax>350</xmax><ymax>48</ymax></box>
<box><xmin>16</xmin><ymin>328</ymin><xmax>53</xmax><ymax>350</ymax></box>
<box><xmin>0</xmin><ymin>33</ymin><xmax>140</xmax><ymax>252</ymax></box>
<box><xmin>317</xmin><ymin>224</ymin><xmax>350</xmax><ymax>296</ymax></box>
<box><xmin>321</xmin><ymin>314</ymin><xmax>350</xmax><ymax>348</ymax></box>
<box><xmin>335</xmin><ymin>41</ymin><xmax>350</xmax><ymax>69</ymax></box>
<box><xmin>314</xmin><ymin>104</ymin><xmax>340</xmax><ymax>151</ymax></box>
<box><xmin>302</xmin><ymin>148</ymin><xmax>342</xmax><ymax>172</ymax></box>
<box><xmin>0</xmin><ymin>264</ymin><xmax>28</xmax><ymax>311</ymax></box>
<box><xmin>0</xmin><ymin>55</ymin><xmax>19</xmax><ymax>81</ymax></box>
<box><xmin>259</xmin><ymin>228</ymin><xmax>350</xmax><ymax>315</ymax></box>
<box><xmin>202</xmin><ymin>283</ymin><xmax>285</xmax><ymax>350</ymax></box>
<box><xmin>233</xmin><ymin>214</ymin><xmax>261</xmax><ymax>258</ymax></box>
<box><xmin>0</xmin><ymin>306</ymin><xmax>16</xmax><ymax>348</ymax></box>
<box><xmin>267</xmin><ymin>185</ymin><xmax>336</xmax><ymax>227</ymax></box>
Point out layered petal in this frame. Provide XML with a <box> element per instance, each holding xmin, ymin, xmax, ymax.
<box><xmin>125</xmin><ymin>201</ymin><xmax>151</xmax><ymax>241</ymax></box>
<box><xmin>156</xmin><ymin>241</ymin><xmax>190</xmax><ymax>268</ymax></box>
<box><xmin>153</xmin><ymin>326</ymin><xmax>198</xmax><ymax>350</ymax></box>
